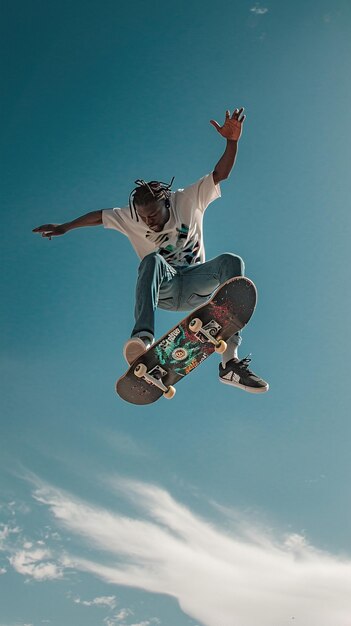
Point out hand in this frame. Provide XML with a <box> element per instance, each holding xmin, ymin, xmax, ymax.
<box><xmin>32</xmin><ymin>224</ymin><xmax>67</xmax><ymax>240</ymax></box>
<box><xmin>210</xmin><ymin>108</ymin><xmax>246</xmax><ymax>141</ymax></box>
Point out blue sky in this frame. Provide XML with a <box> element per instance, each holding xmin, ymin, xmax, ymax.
<box><xmin>1</xmin><ymin>0</ymin><xmax>351</xmax><ymax>624</ymax></box>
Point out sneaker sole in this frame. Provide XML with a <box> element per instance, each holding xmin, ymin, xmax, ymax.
<box><xmin>123</xmin><ymin>342</ymin><xmax>148</xmax><ymax>366</ymax></box>
<box><xmin>124</xmin><ymin>347</ymin><xmax>146</xmax><ymax>365</ymax></box>
<box><xmin>219</xmin><ymin>377</ymin><xmax>269</xmax><ymax>393</ymax></box>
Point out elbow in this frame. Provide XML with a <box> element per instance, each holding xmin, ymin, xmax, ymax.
<box><xmin>213</xmin><ymin>171</ymin><xmax>228</xmax><ymax>184</ymax></box>
<box><xmin>213</xmin><ymin>170</ymin><xmax>226</xmax><ymax>185</ymax></box>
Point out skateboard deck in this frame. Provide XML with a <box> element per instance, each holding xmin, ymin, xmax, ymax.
<box><xmin>116</xmin><ymin>277</ymin><xmax>257</xmax><ymax>405</ymax></box>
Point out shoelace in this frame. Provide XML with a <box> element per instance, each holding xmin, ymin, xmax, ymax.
<box><xmin>236</xmin><ymin>355</ymin><xmax>253</xmax><ymax>373</ymax></box>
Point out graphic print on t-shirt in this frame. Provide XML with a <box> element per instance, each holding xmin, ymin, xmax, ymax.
<box><xmin>102</xmin><ymin>174</ymin><xmax>221</xmax><ymax>264</ymax></box>
<box><xmin>146</xmin><ymin>223</ymin><xmax>201</xmax><ymax>267</ymax></box>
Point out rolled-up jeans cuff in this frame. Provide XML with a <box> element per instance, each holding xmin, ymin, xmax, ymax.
<box><xmin>132</xmin><ymin>330</ymin><xmax>154</xmax><ymax>343</ymax></box>
<box><xmin>233</xmin><ymin>332</ymin><xmax>242</xmax><ymax>346</ymax></box>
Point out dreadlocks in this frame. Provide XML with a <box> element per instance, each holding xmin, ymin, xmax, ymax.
<box><xmin>129</xmin><ymin>177</ymin><xmax>175</xmax><ymax>221</ymax></box>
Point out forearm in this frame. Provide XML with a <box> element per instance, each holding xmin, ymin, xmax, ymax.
<box><xmin>213</xmin><ymin>140</ymin><xmax>238</xmax><ymax>182</ymax></box>
<box><xmin>63</xmin><ymin>210</ymin><xmax>103</xmax><ymax>232</ymax></box>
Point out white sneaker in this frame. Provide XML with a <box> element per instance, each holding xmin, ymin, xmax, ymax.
<box><xmin>123</xmin><ymin>336</ymin><xmax>153</xmax><ymax>365</ymax></box>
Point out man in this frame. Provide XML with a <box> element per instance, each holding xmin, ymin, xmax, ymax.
<box><xmin>33</xmin><ymin>108</ymin><xmax>269</xmax><ymax>393</ymax></box>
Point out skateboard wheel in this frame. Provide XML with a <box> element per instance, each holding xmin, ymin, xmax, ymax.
<box><xmin>134</xmin><ymin>363</ymin><xmax>147</xmax><ymax>378</ymax></box>
<box><xmin>189</xmin><ymin>317</ymin><xmax>202</xmax><ymax>333</ymax></box>
<box><xmin>163</xmin><ymin>385</ymin><xmax>176</xmax><ymax>399</ymax></box>
<box><xmin>215</xmin><ymin>339</ymin><xmax>227</xmax><ymax>354</ymax></box>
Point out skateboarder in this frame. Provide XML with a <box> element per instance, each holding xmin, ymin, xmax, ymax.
<box><xmin>33</xmin><ymin>108</ymin><xmax>269</xmax><ymax>393</ymax></box>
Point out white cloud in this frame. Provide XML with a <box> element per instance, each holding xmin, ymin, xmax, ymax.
<box><xmin>103</xmin><ymin>610</ymin><xmax>134</xmax><ymax>626</ymax></box>
<box><xmin>7</xmin><ymin>500</ymin><xmax>31</xmax><ymax>515</ymax></box>
<box><xmin>114</xmin><ymin>608</ymin><xmax>131</xmax><ymax>620</ymax></box>
<box><xmin>104</xmin><ymin>614</ymin><xmax>159</xmax><ymax>626</ymax></box>
<box><xmin>73</xmin><ymin>595</ymin><xmax>117</xmax><ymax>609</ymax></box>
<box><xmin>250</xmin><ymin>4</ymin><xmax>268</xmax><ymax>14</ymax></box>
<box><xmin>0</xmin><ymin>524</ymin><xmax>21</xmax><ymax>550</ymax></box>
<box><xmin>32</xmin><ymin>479</ymin><xmax>351</xmax><ymax>626</ymax></box>
<box><xmin>9</xmin><ymin>547</ymin><xmax>63</xmax><ymax>581</ymax></box>
<box><xmin>0</xmin><ymin>526</ymin><xmax>9</xmax><ymax>549</ymax></box>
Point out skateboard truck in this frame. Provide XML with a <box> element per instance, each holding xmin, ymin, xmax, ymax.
<box><xmin>133</xmin><ymin>363</ymin><xmax>176</xmax><ymax>399</ymax></box>
<box><xmin>188</xmin><ymin>317</ymin><xmax>227</xmax><ymax>354</ymax></box>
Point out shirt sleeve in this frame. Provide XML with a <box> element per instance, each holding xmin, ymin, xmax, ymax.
<box><xmin>177</xmin><ymin>173</ymin><xmax>221</xmax><ymax>214</ymax></box>
<box><xmin>102</xmin><ymin>208</ymin><xmax>128</xmax><ymax>234</ymax></box>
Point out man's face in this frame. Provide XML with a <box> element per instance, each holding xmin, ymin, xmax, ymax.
<box><xmin>136</xmin><ymin>200</ymin><xmax>170</xmax><ymax>232</ymax></box>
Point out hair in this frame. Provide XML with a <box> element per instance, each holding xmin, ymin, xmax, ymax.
<box><xmin>129</xmin><ymin>177</ymin><xmax>174</xmax><ymax>221</ymax></box>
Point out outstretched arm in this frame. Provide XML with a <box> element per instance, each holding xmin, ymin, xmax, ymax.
<box><xmin>32</xmin><ymin>209</ymin><xmax>104</xmax><ymax>239</ymax></box>
<box><xmin>211</xmin><ymin>108</ymin><xmax>246</xmax><ymax>185</ymax></box>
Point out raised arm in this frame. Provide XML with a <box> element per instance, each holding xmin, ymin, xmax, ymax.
<box><xmin>32</xmin><ymin>209</ymin><xmax>104</xmax><ymax>239</ymax></box>
<box><xmin>210</xmin><ymin>108</ymin><xmax>246</xmax><ymax>184</ymax></box>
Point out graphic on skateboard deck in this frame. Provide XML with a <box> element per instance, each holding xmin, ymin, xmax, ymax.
<box><xmin>116</xmin><ymin>277</ymin><xmax>257</xmax><ymax>405</ymax></box>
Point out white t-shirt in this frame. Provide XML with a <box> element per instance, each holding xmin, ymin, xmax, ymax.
<box><xmin>102</xmin><ymin>173</ymin><xmax>221</xmax><ymax>268</ymax></box>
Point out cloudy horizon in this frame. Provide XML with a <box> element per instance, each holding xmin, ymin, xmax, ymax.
<box><xmin>2</xmin><ymin>475</ymin><xmax>351</xmax><ymax>626</ymax></box>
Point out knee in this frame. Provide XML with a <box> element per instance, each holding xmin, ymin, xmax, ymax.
<box><xmin>138</xmin><ymin>252</ymin><xmax>164</xmax><ymax>272</ymax></box>
<box><xmin>217</xmin><ymin>253</ymin><xmax>245</xmax><ymax>278</ymax></box>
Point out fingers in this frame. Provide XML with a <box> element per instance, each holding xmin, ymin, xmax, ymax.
<box><xmin>33</xmin><ymin>224</ymin><xmax>52</xmax><ymax>233</ymax></box>
<box><xmin>211</xmin><ymin>108</ymin><xmax>246</xmax><ymax>132</ymax></box>
<box><xmin>210</xmin><ymin>119</ymin><xmax>221</xmax><ymax>132</ymax></box>
<box><xmin>238</xmin><ymin>107</ymin><xmax>246</xmax><ymax>123</ymax></box>
<box><xmin>231</xmin><ymin>107</ymin><xmax>245</xmax><ymax>122</ymax></box>
<box><xmin>32</xmin><ymin>224</ymin><xmax>55</xmax><ymax>239</ymax></box>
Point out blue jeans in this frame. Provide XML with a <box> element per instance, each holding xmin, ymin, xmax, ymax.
<box><xmin>131</xmin><ymin>252</ymin><xmax>245</xmax><ymax>347</ymax></box>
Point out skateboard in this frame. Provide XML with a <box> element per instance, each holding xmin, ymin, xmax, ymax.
<box><xmin>116</xmin><ymin>277</ymin><xmax>257</xmax><ymax>405</ymax></box>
